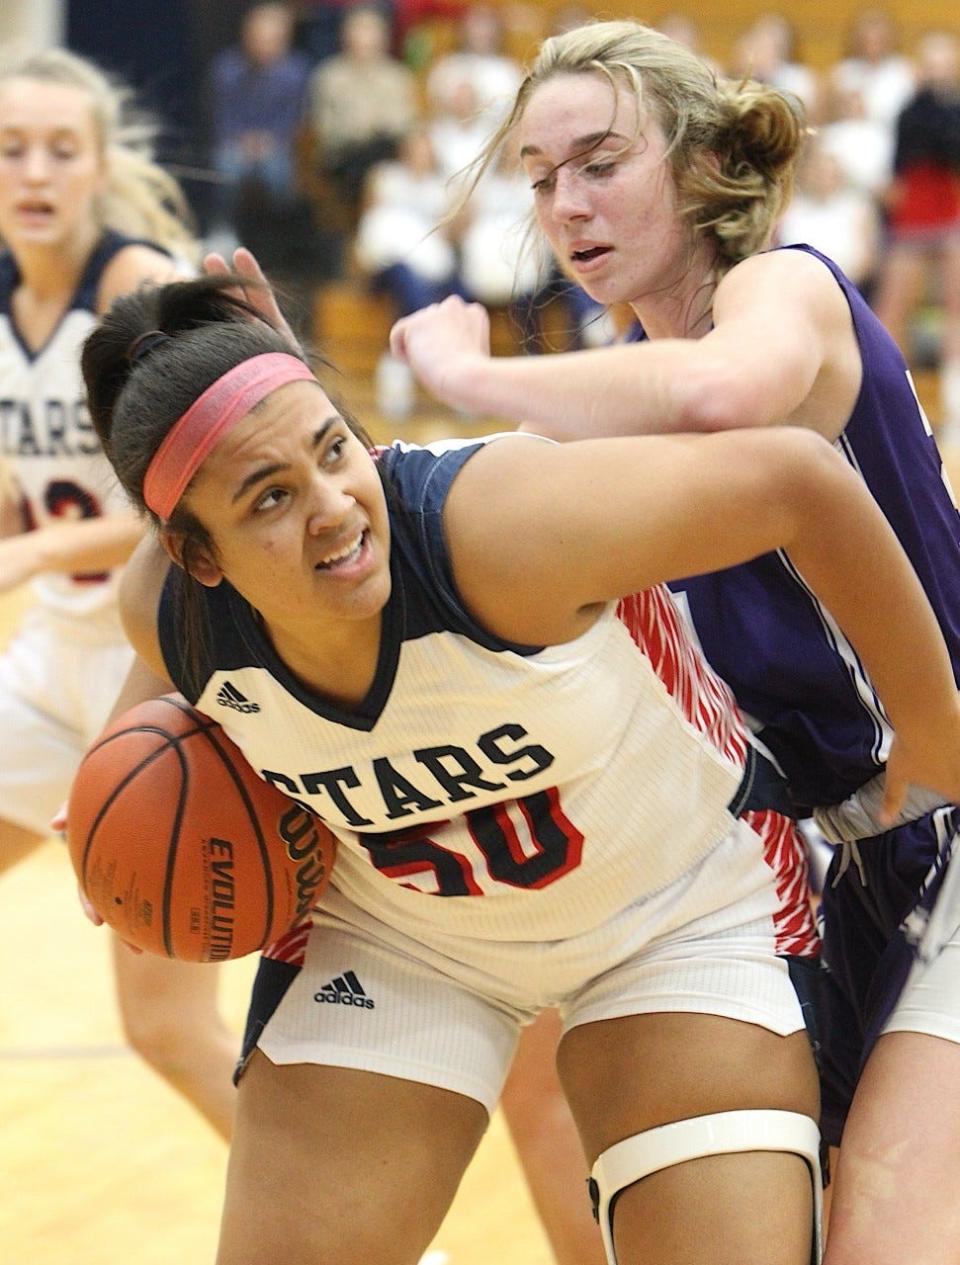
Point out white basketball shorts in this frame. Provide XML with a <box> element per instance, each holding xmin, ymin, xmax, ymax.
<box><xmin>242</xmin><ymin>816</ymin><xmax>811</xmax><ymax>1112</ymax></box>
<box><xmin>0</xmin><ymin>605</ymin><xmax>133</xmax><ymax>836</ymax></box>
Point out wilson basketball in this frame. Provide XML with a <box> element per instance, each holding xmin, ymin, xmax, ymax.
<box><xmin>67</xmin><ymin>694</ymin><xmax>336</xmax><ymax>961</ymax></box>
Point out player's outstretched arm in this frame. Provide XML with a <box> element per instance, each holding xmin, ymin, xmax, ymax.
<box><xmin>390</xmin><ymin>253</ymin><xmax>846</xmax><ymax>442</ymax></box>
<box><xmin>0</xmin><ymin>513</ymin><xmax>145</xmax><ymax>596</ymax></box>
<box><xmin>447</xmin><ymin>427</ymin><xmax>960</xmax><ymax>816</ymax></box>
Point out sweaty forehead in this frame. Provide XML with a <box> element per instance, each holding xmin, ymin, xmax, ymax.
<box><xmin>0</xmin><ymin>78</ymin><xmax>96</xmax><ymax>135</ymax></box>
<box><xmin>519</xmin><ymin>73</ymin><xmax>643</xmax><ymax>157</ymax></box>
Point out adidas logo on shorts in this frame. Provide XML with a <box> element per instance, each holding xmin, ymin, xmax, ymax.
<box><xmin>314</xmin><ymin>970</ymin><xmax>375</xmax><ymax>1009</ymax></box>
<box><xmin>215</xmin><ymin>681</ymin><xmax>260</xmax><ymax>713</ymax></box>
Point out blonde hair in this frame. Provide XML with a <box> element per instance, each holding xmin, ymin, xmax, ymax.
<box><xmin>0</xmin><ymin>48</ymin><xmax>197</xmax><ymax>261</ymax></box>
<box><xmin>475</xmin><ymin>19</ymin><xmax>806</xmax><ymax>274</ymax></box>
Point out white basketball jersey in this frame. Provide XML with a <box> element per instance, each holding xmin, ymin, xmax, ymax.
<box><xmin>0</xmin><ymin>233</ymin><xmax>141</xmax><ymax>617</ymax></box>
<box><xmin>159</xmin><ymin>436</ymin><xmax>760</xmax><ymax>943</ymax></box>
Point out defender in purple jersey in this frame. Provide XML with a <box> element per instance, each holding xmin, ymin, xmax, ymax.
<box><xmin>390</xmin><ymin>19</ymin><xmax>960</xmax><ymax>1265</ymax></box>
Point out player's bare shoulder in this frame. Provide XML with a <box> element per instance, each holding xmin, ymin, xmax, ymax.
<box><xmin>97</xmin><ymin>244</ymin><xmax>185</xmax><ymax>314</ymax></box>
<box><xmin>716</xmin><ymin>249</ymin><xmax>850</xmax><ymax>330</ymax></box>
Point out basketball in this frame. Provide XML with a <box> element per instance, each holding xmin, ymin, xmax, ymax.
<box><xmin>66</xmin><ymin>694</ymin><xmax>336</xmax><ymax>961</ymax></box>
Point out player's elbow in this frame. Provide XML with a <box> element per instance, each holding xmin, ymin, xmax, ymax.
<box><xmin>759</xmin><ymin>426</ymin><xmax>849</xmax><ymax>525</ymax></box>
<box><xmin>673</xmin><ymin>361</ymin><xmax>774</xmax><ymax>433</ymax></box>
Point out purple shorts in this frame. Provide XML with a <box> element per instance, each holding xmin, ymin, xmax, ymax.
<box><xmin>817</xmin><ymin>805</ymin><xmax>960</xmax><ymax>1146</ymax></box>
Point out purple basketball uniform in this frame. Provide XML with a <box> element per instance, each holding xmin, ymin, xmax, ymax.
<box><xmin>663</xmin><ymin>244</ymin><xmax>960</xmax><ymax>1143</ymax></box>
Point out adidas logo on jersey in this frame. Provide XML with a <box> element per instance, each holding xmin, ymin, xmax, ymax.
<box><xmin>215</xmin><ymin>681</ymin><xmax>260</xmax><ymax>713</ymax></box>
<box><xmin>314</xmin><ymin>970</ymin><xmax>375</xmax><ymax>1009</ymax></box>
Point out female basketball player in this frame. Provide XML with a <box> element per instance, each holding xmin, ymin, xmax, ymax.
<box><xmin>388</xmin><ymin>20</ymin><xmax>960</xmax><ymax>1265</ymax></box>
<box><xmin>0</xmin><ymin>50</ymin><xmax>236</xmax><ymax>1139</ymax></box>
<box><xmin>76</xmin><ymin>268</ymin><xmax>960</xmax><ymax>1265</ymax></box>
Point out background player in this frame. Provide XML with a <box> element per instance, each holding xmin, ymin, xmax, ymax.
<box><xmin>0</xmin><ymin>48</ymin><xmax>236</xmax><ymax>1138</ymax></box>
<box><xmin>77</xmin><ymin>266</ymin><xmax>960</xmax><ymax>1265</ymax></box>
<box><xmin>389</xmin><ymin>20</ymin><xmax>960</xmax><ymax>1265</ymax></box>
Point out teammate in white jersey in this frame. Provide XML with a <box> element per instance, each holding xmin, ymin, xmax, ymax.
<box><xmin>76</xmin><ymin>269</ymin><xmax>960</xmax><ymax>1265</ymax></box>
<box><xmin>0</xmin><ymin>50</ymin><xmax>237</xmax><ymax>1139</ymax></box>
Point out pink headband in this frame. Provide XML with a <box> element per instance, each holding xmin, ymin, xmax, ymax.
<box><xmin>143</xmin><ymin>352</ymin><xmax>317</xmax><ymax>520</ymax></box>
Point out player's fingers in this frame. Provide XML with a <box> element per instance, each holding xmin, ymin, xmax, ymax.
<box><xmin>202</xmin><ymin>252</ymin><xmax>229</xmax><ymax>276</ymax></box>
<box><xmin>232</xmin><ymin>245</ymin><xmax>265</xmax><ymax>281</ymax></box>
<box><xmin>231</xmin><ymin>247</ymin><xmax>297</xmax><ymax>343</ymax></box>
<box><xmin>389</xmin><ymin>318</ymin><xmax>409</xmax><ymax>361</ymax></box>
<box><xmin>50</xmin><ymin>801</ymin><xmax>68</xmax><ymax>834</ymax></box>
<box><xmin>78</xmin><ymin>884</ymin><xmax>104</xmax><ymax>927</ymax></box>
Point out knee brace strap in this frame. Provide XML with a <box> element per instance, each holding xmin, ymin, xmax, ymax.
<box><xmin>588</xmin><ymin>1109</ymin><xmax>822</xmax><ymax>1265</ymax></box>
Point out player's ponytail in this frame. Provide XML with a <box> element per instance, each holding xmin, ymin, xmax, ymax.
<box><xmin>82</xmin><ymin>274</ymin><xmax>299</xmax><ymax>517</ymax></box>
<box><xmin>682</xmin><ymin>78</ymin><xmax>804</xmax><ymax>268</ymax></box>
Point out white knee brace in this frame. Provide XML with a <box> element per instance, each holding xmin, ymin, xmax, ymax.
<box><xmin>588</xmin><ymin>1109</ymin><xmax>822</xmax><ymax>1265</ymax></box>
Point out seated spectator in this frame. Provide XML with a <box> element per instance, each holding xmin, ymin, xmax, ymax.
<box><xmin>354</xmin><ymin>126</ymin><xmax>460</xmax><ymax>316</ymax></box>
<box><xmin>730</xmin><ymin>12</ymin><xmax>821</xmax><ymax>120</ymax></box>
<box><xmin>819</xmin><ymin>83</ymin><xmax>894</xmax><ymax>197</ymax></box>
<box><xmin>777</xmin><ymin>139</ymin><xmax>881</xmax><ymax>294</ymax></box>
<box><xmin>429</xmin><ymin>75</ymin><xmax>495</xmax><ymax>185</ymax></box>
<box><xmin>354</xmin><ymin>127</ymin><xmax>462</xmax><ymax>417</ymax></box>
<box><xmin>829</xmin><ymin>7</ymin><xmax>914</xmax><ymax>130</ymax></box>
<box><xmin>299</xmin><ymin>1</ymin><xmax>397</xmax><ymax>65</ymax></box>
<box><xmin>205</xmin><ymin>2</ymin><xmax>311</xmax><ymax>253</ymax></box>
<box><xmin>308</xmin><ymin>3</ymin><xmax>417</xmax><ymax>221</ymax></box>
<box><xmin>459</xmin><ymin>135</ymin><xmax>540</xmax><ymax>312</ymax></box>
<box><xmin>872</xmin><ymin>30</ymin><xmax>960</xmax><ymax>444</ymax></box>
<box><xmin>426</xmin><ymin>3</ymin><xmax>522</xmax><ymax>131</ymax></box>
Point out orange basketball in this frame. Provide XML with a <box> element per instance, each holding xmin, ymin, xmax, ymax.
<box><xmin>67</xmin><ymin>694</ymin><xmax>336</xmax><ymax>961</ymax></box>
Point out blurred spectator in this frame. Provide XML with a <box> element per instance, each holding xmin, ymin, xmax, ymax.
<box><xmin>354</xmin><ymin>127</ymin><xmax>461</xmax><ymax>417</ymax></box>
<box><xmin>829</xmin><ymin>7</ymin><xmax>914</xmax><ymax>130</ymax></box>
<box><xmin>819</xmin><ymin>83</ymin><xmax>894</xmax><ymax>197</ymax></box>
<box><xmin>298</xmin><ymin>0</ymin><xmax>396</xmax><ymax>65</ymax></box>
<box><xmin>429</xmin><ymin>76</ymin><xmax>494</xmax><ymax>184</ymax></box>
<box><xmin>308</xmin><ymin>3</ymin><xmax>417</xmax><ymax>220</ymax></box>
<box><xmin>205</xmin><ymin>2</ymin><xmax>311</xmax><ymax>253</ymax></box>
<box><xmin>459</xmin><ymin>135</ymin><xmax>540</xmax><ymax>311</ymax></box>
<box><xmin>777</xmin><ymin>140</ymin><xmax>880</xmax><ymax>294</ymax></box>
<box><xmin>654</xmin><ymin>11</ymin><xmax>721</xmax><ymax>75</ymax></box>
<box><xmin>426</xmin><ymin>4</ymin><xmax>522</xmax><ymax>130</ymax></box>
<box><xmin>355</xmin><ymin>126</ymin><xmax>459</xmax><ymax>315</ymax></box>
<box><xmin>731</xmin><ymin>13</ymin><xmax>821</xmax><ymax>120</ymax></box>
<box><xmin>872</xmin><ymin>30</ymin><xmax>960</xmax><ymax>440</ymax></box>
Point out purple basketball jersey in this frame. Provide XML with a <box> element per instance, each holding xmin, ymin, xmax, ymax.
<box><xmin>668</xmin><ymin>244</ymin><xmax>960</xmax><ymax>812</ymax></box>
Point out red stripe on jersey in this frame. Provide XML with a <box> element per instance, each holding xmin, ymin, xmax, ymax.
<box><xmin>616</xmin><ymin>587</ymin><xmax>750</xmax><ymax>767</ymax></box>
<box><xmin>745</xmin><ymin>809</ymin><xmax>819</xmax><ymax>957</ymax></box>
<box><xmin>263</xmin><ymin>917</ymin><xmax>312</xmax><ymax>966</ymax></box>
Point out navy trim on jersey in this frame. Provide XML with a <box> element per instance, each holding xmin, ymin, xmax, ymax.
<box><xmin>0</xmin><ymin>230</ymin><xmax>170</xmax><ymax>363</ymax></box>
<box><xmin>159</xmin><ymin>439</ymin><xmax>544</xmax><ymax>730</ymax></box>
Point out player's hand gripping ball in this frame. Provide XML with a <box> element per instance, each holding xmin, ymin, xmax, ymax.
<box><xmin>67</xmin><ymin>695</ymin><xmax>336</xmax><ymax>961</ymax></box>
